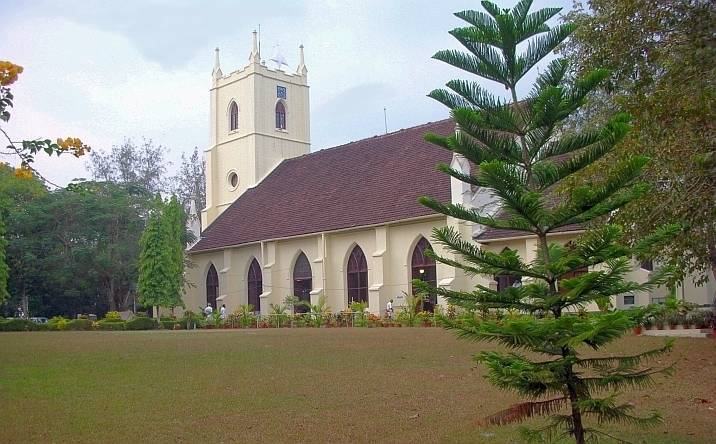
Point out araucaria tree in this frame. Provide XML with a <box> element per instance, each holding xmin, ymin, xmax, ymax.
<box><xmin>419</xmin><ymin>1</ymin><xmax>677</xmax><ymax>442</ymax></box>
<box><xmin>137</xmin><ymin>198</ymin><xmax>186</xmax><ymax>315</ymax></box>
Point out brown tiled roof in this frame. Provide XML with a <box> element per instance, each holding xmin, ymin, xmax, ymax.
<box><xmin>191</xmin><ymin>119</ymin><xmax>455</xmax><ymax>252</ymax></box>
<box><xmin>476</xmin><ymin>221</ymin><xmax>583</xmax><ymax>241</ymax></box>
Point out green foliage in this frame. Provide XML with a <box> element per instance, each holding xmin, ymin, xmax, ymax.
<box><xmin>396</xmin><ymin>292</ymin><xmax>424</xmax><ymax>327</ymax></box>
<box><xmin>104</xmin><ymin>311</ymin><xmax>122</xmax><ymax>321</ymax></box>
<box><xmin>424</xmin><ymin>1</ymin><xmax>676</xmax><ymax>442</ymax></box>
<box><xmin>561</xmin><ymin>0</ymin><xmax>716</xmax><ymax>284</ymax></box>
<box><xmin>180</xmin><ymin>310</ymin><xmax>205</xmax><ymax>329</ymax></box>
<box><xmin>137</xmin><ymin>197</ymin><xmax>186</xmax><ymax>312</ymax></box>
<box><xmin>0</xmin><ymin>215</ymin><xmax>9</xmax><ymax>304</ymax></box>
<box><xmin>47</xmin><ymin>316</ymin><xmax>69</xmax><ymax>331</ymax></box>
<box><xmin>160</xmin><ymin>319</ymin><xmax>180</xmax><ymax>330</ymax></box>
<box><xmin>0</xmin><ymin>318</ymin><xmax>44</xmax><ymax>331</ymax></box>
<box><xmin>268</xmin><ymin>303</ymin><xmax>289</xmax><ymax>327</ymax></box>
<box><xmin>125</xmin><ymin>316</ymin><xmax>158</xmax><ymax>331</ymax></box>
<box><xmin>65</xmin><ymin>319</ymin><xmax>94</xmax><ymax>331</ymax></box>
<box><xmin>298</xmin><ymin>296</ymin><xmax>331</xmax><ymax>327</ymax></box>
<box><xmin>97</xmin><ymin>319</ymin><xmax>126</xmax><ymax>331</ymax></box>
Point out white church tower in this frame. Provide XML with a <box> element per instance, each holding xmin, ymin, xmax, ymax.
<box><xmin>202</xmin><ymin>31</ymin><xmax>311</xmax><ymax>228</ymax></box>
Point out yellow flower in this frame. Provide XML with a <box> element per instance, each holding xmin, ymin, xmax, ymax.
<box><xmin>14</xmin><ymin>164</ymin><xmax>33</xmax><ymax>180</ymax></box>
<box><xmin>0</xmin><ymin>61</ymin><xmax>24</xmax><ymax>86</ymax></box>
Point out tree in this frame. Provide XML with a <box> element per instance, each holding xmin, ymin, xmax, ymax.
<box><xmin>0</xmin><ymin>215</ymin><xmax>9</xmax><ymax>304</ymax></box>
<box><xmin>420</xmin><ymin>1</ymin><xmax>676</xmax><ymax>442</ymax></box>
<box><xmin>137</xmin><ymin>197</ymin><xmax>186</xmax><ymax>316</ymax></box>
<box><xmin>87</xmin><ymin>138</ymin><xmax>168</xmax><ymax>195</ymax></box>
<box><xmin>172</xmin><ymin>146</ymin><xmax>206</xmax><ymax>231</ymax></box>
<box><xmin>560</xmin><ymin>0</ymin><xmax>716</xmax><ymax>287</ymax></box>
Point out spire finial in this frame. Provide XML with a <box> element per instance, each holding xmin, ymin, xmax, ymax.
<box><xmin>250</xmin><ymin>30</ymin><xmax>260</xmax><ymax>64</ymax></box>
<box><xmin>212</xmin><ymin>47</ymin><xmax>223</xmax><ymax>79</ymax></box>
<box><xmin>296</xmin><ymin>44</ymin><xmax>307</xmax><ymax>76</ymax></box>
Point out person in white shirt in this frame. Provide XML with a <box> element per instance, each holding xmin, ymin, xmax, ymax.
<box><xmin>220</xmin><ymin>304</ymin><xmax>227</xmax><ymax>320</ymax></box>
<box><xmin>204</xmin><ymin>303</ymin><xmax>213</xmax><ymax>318</ymax></box>
<box><xmin>386</xmin><ymin>299</ymin><xmax>394</xmax><ymax>319</ymax></box>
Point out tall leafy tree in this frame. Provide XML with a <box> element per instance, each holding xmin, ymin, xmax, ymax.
<box><xmin>87</xmin><ymin>138</ymin><xmax>168</xmax><ymax>195</ymax></box>
<box><xmin>560</xmin><ymin>0</ymin><xmax>716</xmax><ymax>288</ymax></box>
<box><xmin>420</xmin><ymin>1</ymin><xmax>676</xmax><ymax>442</ymax></box>
<box><xmin>0</xmin><ymin>215</ymin><xmax>9</xmax><ymax>304</ymax></box>
<box><xmin>172</xmin><ymin>146</ymin><xmax>206</xmax><ymax>231</ymax></box>
<box><xmin>137</xmin><ymin>197</ymin><xmax>186</xmax><ymax>316</ymax></box>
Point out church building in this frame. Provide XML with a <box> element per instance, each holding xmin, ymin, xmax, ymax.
<box><xmin>184</xmin><ymin>34</ymin><xmax>714</xmax><ymax>315</ymax></box>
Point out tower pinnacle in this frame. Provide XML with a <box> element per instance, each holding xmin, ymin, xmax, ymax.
<box><xmin>212</xmin><ymin>47</ymin><xmax>223</xmax><ymax>80</ymax></box>
<box><xmin>250</xmin><ymin>30</ymin><xmax>260</xmax><ymax>64</ymax></box>
<box><xmin>296</xmin><ymin>44</ymin><xmax>307</xmax><ymax>76</ymax></box>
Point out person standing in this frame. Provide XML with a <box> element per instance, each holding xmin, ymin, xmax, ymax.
<box><xmin>204</xmin><ymin>303</ymin><xmax>213</xmax><ymax>318</ymax></box>
<box><xmin>220</xmin><ymin>304</ymin><xmax>227</xmax><ymax>320</ymax></box>
<box><xmin>386</xmin><ymin>299</ymin><xmax>394</xmax><ymax>320</ymax></box>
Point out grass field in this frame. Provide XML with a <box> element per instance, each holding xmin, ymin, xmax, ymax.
<box><xmin>0</xmin><ymin>329</ymin><xmax>713</xmax><ymax>443</ymax></box>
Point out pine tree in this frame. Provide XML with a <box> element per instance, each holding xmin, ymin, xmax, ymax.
<box><xmin>420</xmin><ymin>1</ymin><xmax>678</xmax><ymax>442</ymax></box>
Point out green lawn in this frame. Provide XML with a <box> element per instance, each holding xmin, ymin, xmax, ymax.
<box><xmin>0</xmin><ymin>328</ymin><xmax>713</xmax><ymax>443</ymax></box>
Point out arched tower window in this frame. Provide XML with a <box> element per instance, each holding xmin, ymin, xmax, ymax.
<box><xmin>229</xmin><ymin>101</ymin><xmax>239</xmax><ymax>131</ymax></box>
<box><xmin>275</xmin><ymin>101</ymin><xmax>286</xmax><ymax>130</ymax></box>
<box><xmin>293</xmin><ymin>252</ymin><xmax>311</xmax><ymax>313</ymax></box>
<box><xmin>247</xmin><ymin>259</ymin><xmax>262</xmax><ymax>313</ymax></box>
<box><xmin>206</xmin><ymin>264</ymin><xmax>219</xmax><ymax>309</ymax></box>
<box><xmin>347</xmin><ymin>246</ymin><xmax>368</xmax><ymax>304</ymax></box>
<box><xmin>411</xmin><ymin>237</ymin><xmax>437</xmax><ymax>312</ymax></box>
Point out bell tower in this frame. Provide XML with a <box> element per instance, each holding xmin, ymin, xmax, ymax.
<box><xmin>202</xmin><ymin>32</ymin><xmax>311</xmax><ymax>229</ymax></box>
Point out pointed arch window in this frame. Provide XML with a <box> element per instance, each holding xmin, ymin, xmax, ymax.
<box><xmin>347</xmin><ymin>246</ymin><xmax>368</xmax><ymax>304</ymax></box>
<box><xmin>206</xmin><ymin>264</ymin><xmax>219</xmax><ymax>309</ymax></box>
<box><xmin>411</xmin><ymin>237</ymin><xmax>437</xmax><ymax>312</ymax></box>
<box><xmin>247</xmin><ymin>259</ymin><xmax>262</xmax><ymax>313</ymax></box>
<box><xmin>293</xmin><ymin>252</ymin><xmax>311</xmax><ymax>313</ymax></box>
<box><xmin>229</xmin><ymin>101</ymin><xmax>239</xmax><ymax>131</ymax></box>
<box><xmin>275</xmin><ymin>101</ymin><xmax>286</xmax><ymax>130</ymax></box>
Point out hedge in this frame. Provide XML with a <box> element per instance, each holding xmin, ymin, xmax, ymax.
<box><xmin>66</xmin><ymin>319</ymin><xmax>94</xmax><ymax>331</ymax></box>
<box><xmin>160</xmin><ymin>320</ymin><xmax>180</xmax><ymax>330</ymax></box>
<box><xmin>125</xmin><ymin>317</ymin><xmax>159</xmax><ymax>330</ymax></box>
<box><xmin>0</xmin><ymin>319</ymin><xmax>46</xmax><ymax>331</ymax></box>
<box><xmin>97</xmin><ymin>320</ymin><xmax>126</xmax><ymax>331</ymax></box>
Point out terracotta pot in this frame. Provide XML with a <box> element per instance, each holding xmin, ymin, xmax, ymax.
<box><xmin>633</xmin><ymin>326</ymin><xmax>643</xmax><ymax>335</ymax></box>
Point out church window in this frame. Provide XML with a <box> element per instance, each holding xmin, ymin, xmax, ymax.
<box><xmin>275</xmin><ymin>101</ymin><xmax>286</xmax><ymax>130</ymax></box>
<box><xmin>347</xmin><ymin>246</ymin><xmax>368</xmax><ymax>304</ymax></box>
<box><xmin>206</xmin><ymin>264</ymin><xmax>219</xmax><ymax>309</ymax></box>
<box><xmin>494</xmin><ymin>248</ymin><xmax>521</xmax><ymax>291</ymax></box>
<box><xmin>247</xmin><ymin>259</ymin><xmax>262</xmax><ymax>313</ymax></box>
<box><xmin>276</xmin><ymin>85</ymin><xmax>287</xmax><ymax>99</ymax></box>
<box><xmin>228</xmin><ymin>172</ymin><xmax>238</xmax><ymax>189</ymax></box>
<box><xmin>293</xmin><ymin>252</ymin><xmax>312</xmax><ymax>313</ymax></box>
<box><xmin>411</xmin><ymin>237</ymin><xmax>437</xmax><ymax>312</ymax></box>
<box><xmin>229</xmin><ymin>101</ymin><xmax>239</xmax><ymax>131</ymax></box>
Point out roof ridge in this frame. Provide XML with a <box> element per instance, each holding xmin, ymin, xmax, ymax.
<box><xmin>285</xmin><ymin>117</ymin><xmax>453</xmax><ymax>163</ymax></box>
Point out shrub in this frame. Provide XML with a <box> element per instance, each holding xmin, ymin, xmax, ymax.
<box><xmin>47</xmin><ymin>316</ymin><xmax>70</xmax><ymax>331</ymax></box>
<box><xmin>0</xmin><ymin>318</ymin><xmax>44</xmax><ymax>331</ymax></box>
<box><xmin>160</xmin><ymin>319</ymin><xmax>179</xmax><ymax>330</ymax></box>
<box><xmin>104</xmin><ymin>311</ymin><xmax>122</xmax><ymax>321</ymax></box>
<box><xmin>97</xmin><ymin>319</ymin><xmax>126</xmax><ymax>331</ymax></box>
<box><xmin>125</xmin><ymin>316</ymin><xmax>158</xmax><ymax>330</ymax></box>
<box><xmin>66</xmin><ymin>319</ymin><xmax>94</xmax><ymax>331</ymax></box>
<box><xmin>180</xmin><ymin>311</ymin><xmax>205</xmax><ymax>329</ymax></box>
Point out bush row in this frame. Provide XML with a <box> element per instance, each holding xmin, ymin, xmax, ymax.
<box><xmin>0</xmin><ymin>317</ymin><xmax>160</xmax><ymax>332</ymax></box>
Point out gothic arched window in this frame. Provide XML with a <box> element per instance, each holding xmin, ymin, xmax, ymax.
<box><xmin>347</xmin><ymin>245</ymin><xmax>368</xmax><ymax>304</ymax></box>
<box><xmin>275</xmin><ymin>101</ymin><xmax>286</xmax><ymax>130</ymax></box>
<box><xmin>293</xmin><ymin>252</ymin><xmax>311</xmax><ymax>313</ymax></box>
<box><xmin>247</xmin><ymin>259</ymin><xmax>262</xmax><ymax>313</ymax></box>
<box><xmin>206</xmin><ymin>264</ymin><xmax>219</xmax><ymax>309</ymax></box>
<box><xmin>229</xmin><ymin>101</ymin><xmax>239</xmax><ymax>131</ymax></box>
<box><xmin>411</xmin><ymin>237</ymin><xmax>437</xmax><ymax>312</ymax></box>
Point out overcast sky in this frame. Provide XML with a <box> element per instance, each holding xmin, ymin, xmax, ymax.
<box><xmin>0</xmin><ymin>0</ymin><xmax>571</xmax><ymax>186</ymax></box>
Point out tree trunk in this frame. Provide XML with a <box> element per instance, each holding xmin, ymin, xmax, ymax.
<box><xmin>21</xmin><ymin>284</ymin><xmax>28</xmax><ymax>318</ymax></box>
<box><xmin>566</xmin><ymin>370</ymin><xmax>586</xmax><ymax>444</ymax></box>
<box><xmin>708</xmin><ymin>243</ymin><xmax>716</xmax><ymax>306</ymax></box>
